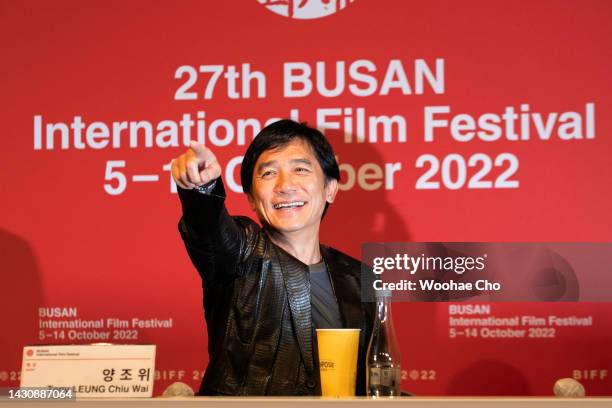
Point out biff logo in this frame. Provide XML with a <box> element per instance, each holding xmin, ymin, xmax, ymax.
<box><xmin>257</xmin><ymin>0</ymin><xmax>356</xmax><ymax>20</ymax></box>
<box><xmin>320</xmin><ymin>360</ymin><xmax>336</xmax><ymax>370</ymax></box>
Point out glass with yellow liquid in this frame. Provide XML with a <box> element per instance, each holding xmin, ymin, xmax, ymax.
<box><xmin>316</xmin><ymin>328</ymin><xmax>360</xmax><ymax>397</ymax></box>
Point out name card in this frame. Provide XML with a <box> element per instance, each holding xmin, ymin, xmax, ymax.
<box><xmin>20</xmin><ymin>344</ymin><xmax>155</xmax><ymax>398</ymax></box>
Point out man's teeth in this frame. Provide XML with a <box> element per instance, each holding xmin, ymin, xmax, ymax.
<box><xmin>273</xmin><ymin>201</ymin><xmax>305</xmax><ymax>209</ymax></box>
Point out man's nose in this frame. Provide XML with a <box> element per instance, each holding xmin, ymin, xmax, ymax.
<box><xmin>274</xmin><ymin>171</ymin><xmax>297</xmax><ymax>194</ymax></box>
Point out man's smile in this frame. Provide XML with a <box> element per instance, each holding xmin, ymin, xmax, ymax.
<box><xmin>273</xmin><ymin>201</ymin><xmax>306</xmax><ymax>210</ymax></box>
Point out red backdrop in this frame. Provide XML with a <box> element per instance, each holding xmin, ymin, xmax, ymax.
<box><xmin>1</xmin><ymin>0</ymin><xmax>611</xmax><ymax>396</ymax></box>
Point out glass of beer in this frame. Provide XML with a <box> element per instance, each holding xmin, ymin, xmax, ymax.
<box><xmin>316</xmin><ymin>328</ymin><xmax>360</xmax><ymax>397</ymax></box>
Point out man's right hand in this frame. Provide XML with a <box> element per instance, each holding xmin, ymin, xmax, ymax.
<box><xmin>171</xmin><ymin>141</ymin><xmax>221</xmax><ymax>190</ymax></box>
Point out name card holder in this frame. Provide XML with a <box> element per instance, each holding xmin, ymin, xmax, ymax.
<box><xmin>20</xmin><ymin>344</ymin><xmax>156</xmax><ymax>398</ymax></box>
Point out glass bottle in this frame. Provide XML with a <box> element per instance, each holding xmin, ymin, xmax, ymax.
<box><xmin>366</xmin><ymin>290</ymin><xmax>401</xmax><ymax>397</ymax></box>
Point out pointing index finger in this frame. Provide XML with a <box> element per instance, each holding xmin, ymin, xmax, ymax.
<box><xmin>189</xmin><ymin>140</ymin><xmax>215</xmax><ymax>166</ymax></box>
<box><xmin>189</xmin><ymin>140</ymin><xmax>206</xmax><ymax>156</ymax></box>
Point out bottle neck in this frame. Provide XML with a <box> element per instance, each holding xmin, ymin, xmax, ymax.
<box><xmin>375</xmin><ymin>296</ymin><xmax>392</xmax><ymax>323</ymax></box>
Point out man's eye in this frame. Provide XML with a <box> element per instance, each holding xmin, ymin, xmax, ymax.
<box><xmin>261</xmin><ymin>170</ymin><xmax>275</xmax><ymax>178</ymax></box>
<box><xmin>295</xmin><ymin>167</ymin><xmax>311</xmax><ymax>173</ymax></box>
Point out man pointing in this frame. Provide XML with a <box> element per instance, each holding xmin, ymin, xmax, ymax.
<box><xmin>172</xmin><ymin>120</ymin><xmax>373</xmax><ymax>395</ymax></box>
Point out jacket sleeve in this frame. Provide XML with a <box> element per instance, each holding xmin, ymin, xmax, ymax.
<box><xmin>176</xmin><ymin>178</ymin><xmax>251</xmax><ymax>283</ymax></box>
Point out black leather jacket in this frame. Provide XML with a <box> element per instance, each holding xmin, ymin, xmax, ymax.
<box><xmin>177</xmin><ymin>179</ymin><xmax>374</xmax><ymax>395</ymax></box>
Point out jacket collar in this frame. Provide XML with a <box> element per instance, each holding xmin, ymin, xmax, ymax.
<box><xmin>273</xmin><ymin>243</ymin><xmax>364</xmax><ymax>378</ymax></box>
<box><xmin>272</xmin><ymin>244</ymin><xmax>315</xmax><ymax>376</ymax></box>
<box><xmin>321</xmin><ymin>245</ymin><xmax>363</xmax><ymax>330</ymax></box>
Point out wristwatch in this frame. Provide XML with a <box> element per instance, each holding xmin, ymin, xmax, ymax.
<box><xmin>194</xmin><ymin>179</ymin><xmax>217</xmax><ymax>195</ymax></box>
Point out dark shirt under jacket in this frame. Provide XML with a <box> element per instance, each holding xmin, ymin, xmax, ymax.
<box><xmin>177</xmin><ymin>178</ymin><xmax>374</xmax><ymax>396</ymax></box>
<box><xmin>309</xmin><ymin>262</ymin><xmax>342</xmax><ymax>329</ymax></box>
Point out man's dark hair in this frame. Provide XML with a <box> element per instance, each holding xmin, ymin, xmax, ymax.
<box><xmin>240</xmin><ymin>119</ymin><xmax>340</xmax><ymax>195</ymax></box>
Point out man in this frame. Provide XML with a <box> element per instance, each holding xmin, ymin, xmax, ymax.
<box><xmin>172</xmin><ymin>120</ymin><xmax>373</xmax><ymax>396</ymax></box>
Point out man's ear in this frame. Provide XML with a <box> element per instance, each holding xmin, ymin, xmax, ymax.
<box><xmin>325</xmin><ymin>178</ymin><xmax>339</xmax><ymax>204</ymax></box>
<box><xmin>246</xmin><ymin>193</ymin><xmax>256</xmax><ymax>211</ymax></box>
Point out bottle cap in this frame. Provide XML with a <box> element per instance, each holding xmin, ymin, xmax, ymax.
<box><xmin>374</xmin><ymin>289</ymin><xmax>393</xmax><ymax>299</ymax></box>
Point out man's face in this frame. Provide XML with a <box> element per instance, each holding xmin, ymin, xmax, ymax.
<box><xmin>247</xmin><ymin>139</ymin><xmax>338</xmax><ymax>236</ymax></box>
